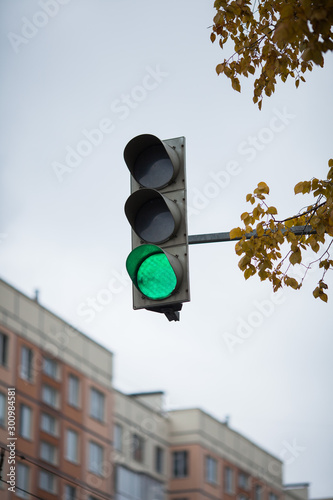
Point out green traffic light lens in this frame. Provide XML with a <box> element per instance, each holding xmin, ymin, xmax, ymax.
<box><xmin>137</xmin><ymin>253</ymin><xmax>177</xmax><ymax>300</ymax></box>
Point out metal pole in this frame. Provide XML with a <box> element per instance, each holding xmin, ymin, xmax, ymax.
<box><xmin>188</xmin><ymin>225</ymin><xmax>314</xmax><ymax>245</ymax></box>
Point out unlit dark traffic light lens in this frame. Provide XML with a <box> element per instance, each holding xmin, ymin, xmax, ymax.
<box><xmin>135</xmin><ymin>198</ymin><xmax>175</xmax><ymax>243</ymax></box>
<box><xmin>134</xmin><ymin>145</ymin><xmax>174</xmax><ymax>188</ymax></box>
<box><xmin>137</xmin><ymin>253</ymin><xmax>177</xmax><ymax>299</ymax></box>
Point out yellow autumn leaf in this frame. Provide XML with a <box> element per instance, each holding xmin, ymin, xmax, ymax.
<box><xmin>284</xmin><ymin>219</ymin><xmax>295</xmax><ymax>228</ymax></box>
<box><xmin>256</xmin><ymin>222</ymin><xmax>265</xmax><ymax>237</ymax></box>
<box><xmin>319</xmin><ymin>292</ymin><xmax>328</xmax><ymax>303</ymax></box>
<box><xmin>216</xmin><ymin>63</ymin><xmax>225</xmax><ymax>75</ymax></box>
<box><xmin>267</xmin><ymin>206</ymin><xmax>277</xmax><ymax>215</ymax></box>
<box><xmin>285</xmin><ymin>277</ymin><xmax>300</xmax><ymax>289</ymax></box>
<box><xmin>294</xmin><ymin>182</ymin><xmax>304</xmax><ymax>194</ymax></box>
<box><xmin>258</xmin><ymin>270</ymin><xmax>268</xmax><ymax>281</ymax></box>
<box><xmin>230</xmin><ymin>227</ymin><xmax>243</xmax><ymax>240</ymax></box>
<box><xmin>231</xmin><ymin>77</ymin><xmax>241</xmax><ymax>92</ymax></box>
<box><xmin>244</xmin><ymin>268</ymin><xmax>253</xmax><ymax>280</ymax></box>
<box><xmin>257</xmin><ymin>182</ymin><xmax>270</xmax><ymax>194</ymax></box>
<box><xmin>329</xmin><ymin>208</ymin><xmax>333</xmax><ymax>226</ymax></box>
<box><xmin>289</xmin><ymin>249</ymin><xmax>302</xmax><ymax>265</ymax></box>
<box><xmin>239</xmin><ymin>255</ymin><xmax>251</xmax><ymax>271</ymax></box>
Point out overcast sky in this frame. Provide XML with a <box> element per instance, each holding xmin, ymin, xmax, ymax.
<box><xmin>1</xmin><ymin>1</ymin><xmax>333</xmax><ymax>497</ymax></box>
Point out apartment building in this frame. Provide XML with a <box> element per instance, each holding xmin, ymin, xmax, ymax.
<box><xmin>0</xmin><ymin>278</ymin><xmax>316</xmax><ymax>500</ymax></box>
<box><xmin>168</xmin><ymin>408</ymin><xmax>283</xmax><ymax>500</ymax></box>
<box><xmin>113</xmin><ymin>390</ymin><xmax>169</xmax><ymax>499</ymax></box>
<box><xmin>284</xmin><ymin>483</ymin><xmax>310</xmax><ymax>500</ymax></box>
<box><xmin>0</xmin><ymin>278</ymin><xmax>114</xmax><ymax>499</ymax></box>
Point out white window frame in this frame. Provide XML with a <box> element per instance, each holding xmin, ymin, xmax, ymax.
<box><xmin>19</xmin><ymin>404</ymin><xmax>32</xmax><ymax>440</ymax></box>
<box><xmin>17</xmin><ymin>463</ymin><xmax>29</xmax><ymax>499</ymax></box>
<box><xmin>40</xmin><ymin>441</ymin><xmax>57</xmax><ymax>464</ymax></box>
<box><xmin>88</xmin><ymin>441</ymin><xmax>104</xmax><ymax>476</ymax></box>
<box><xmin>66</xmin><ymin>429</ymin><xmax>79</xmax><ymax>463</ymax></box>
<box><xmin>20</xmin><ymin>345</ymin><xmax>33</xmax><ymax>381</ymax></box>
<box><xmin>255</xmin><ymin>485</ymin><xmax>263</xmax><ymax>500</ymax></box>
<box><xmin>0</xmin><ymin>392</ymin><xmax>6</xmax><ymax>427</ymax></box>
<box><xmin>225</xmin><ymin>466</ymin><xmax>234</xmax><ymax>493</ymax></box>
<box><xmin>65</xmin><ymin>484</ymin><xmax>76</xmax><ymax>500</ymax></box>
<box><xmin>42</xmin><ymin>384</ymin><xmax>58</xmax><ymax>408</ymax></box>
<box><xmin>239</xmin><ymin>471</ymin><xmax>250</xmax><ymax>490</ymax></box>
<box><xmin>68</xmin><ymin>374</ymin><xmax>80</xmax><ymax>408</ymax></box>
<box><xmin>43</xmin><ymin>357</ymin><xmax>58</xmax><ymax>379</ymax></box>
<box><xmin>90</xmin><ymin>387</ymin><xmax>104</xmax><ymax>422</ymax></box>
<box><xmin>114</xmin><ymin>423</ymin><xmax>122</xmax><ymax>452</ymax></box>
<box><xmin>41</xmin><ymin>412</ymin><xmax>57</xmax><ymax>436</ymax></box>
<box><xmin>206</xmin><ymin>455</ymin><xmax>217</xmax><ymax>484</ymax></box>
<box><xmin>39</xmin><ymin>470</ymin><xmax>56</xmax><ymax>493</ymax></box>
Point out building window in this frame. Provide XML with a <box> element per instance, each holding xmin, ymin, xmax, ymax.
<box><xmin>0</xmin><ymin>332</ymin><xmax>8</xmax><ymax>366</ymax></box>
<box><xmin>66</xmin><ymin>429</ymin><xmax>79</xmax><ymax>463</ymax></box>
<box><xmin>40</xmin><ymin>441</ymin><xmax>57</xmax><ymax>464</ymax></box>
<box><xmin>132</xmin><ymin>434</ymin><xmax>144</xmax><ymax>462</ymax></box>
<box><xmin>43</xmin><ymin>357</ymin><xmax>58</xmax><ymax>379</ymax></box>
<box><xmin>116</xmin><ymin>465</ymin><xmax>164</xmax><ymax>499</ymax></box>
<box><xmin>65</xmin><ymin>484</ymin><xmax>76</xmax><ymax>500</ymax></box>
<box><xmin>89</xmin><ymin>441</ymin><xmax>104</xmax><ymax>476</ymax></box>
<box><xmin>0</xmin><ymin>392</ymin><xmax>6</xmax><ymax>427</ymax></box>
<box><xmin>39</xmin><ymin>470</ymin><xmax>56</xmax><ymax>493</ymax></box>
<box><xmin>224</xmin><ymin>466</ymin><xmax>234</xmax><ymax>493</ymax></box>
<box><xmin>206</xmin><ymin>456</ymin><xmax>217</xmax><ymax>484</ymax></box>
<box><xmin>173</xmin><ymin>450</ymin><xmax>188</xmax><ymax>478</ymax></box>
<box><xmin>19</xmin><ymin>404</ymin><xmax>32</xmax><ymax>440</ymax></box>
<box><xmin>20</xmin><ymin>345</ymin><xmax>33</xmax><ymax>381</ymax></box>
<box><xmin>90</xmin><ymin>387</ymin><xmax>104</xmax><ymax>422</ymax></box>
<box><xmin>42</xmin><ymin>384</ymin><xmax>58</xmax><ymax>408</ymax></box>
<box><xmin>17</xmin><ymin>463</ymin><xmax>29</xmax><ymax>499</ymax></box>
<box><xmin>41</xmin><ymin>412</ymin><xmax>57</xmax><ymax>436</ymax></box>
<box><xmin>239</xmin><ymin>471</ymin><xmax>250</xmax><ymax>490</ymax></box>
<box><xmin>114</xmin><ymin>423</ymin><xmax>122</xmax><ymax>452</ymax></box>
<box><xmin>255</xmin><ymin>485</ymin><xmax>262</xmax><ymax>500</ymax></box>
<box><xmin>68</xmin><ymin>374</ymin><xmax>80</xmax><ymax>408</ymax></box>
<box><xmin>155</xmin><ymin>446</ymin><xmax>164</xmax><ymax>474</ymax></box>
<box><xmin>269</xmin><ymin>493</ymin><xmax>278</xmax><ymax>500</ymax></box>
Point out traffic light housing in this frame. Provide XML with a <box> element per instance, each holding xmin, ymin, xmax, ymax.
<box><xmin>124</xmin><ymin>134</ymin><xmax>190</xmax><ymax>321</ymax></box>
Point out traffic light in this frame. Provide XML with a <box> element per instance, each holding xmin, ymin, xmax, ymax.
<box><xmin>124</xmin><ymin>134</ymin><xmax>190</xmax><ymax>321</ymax></box>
